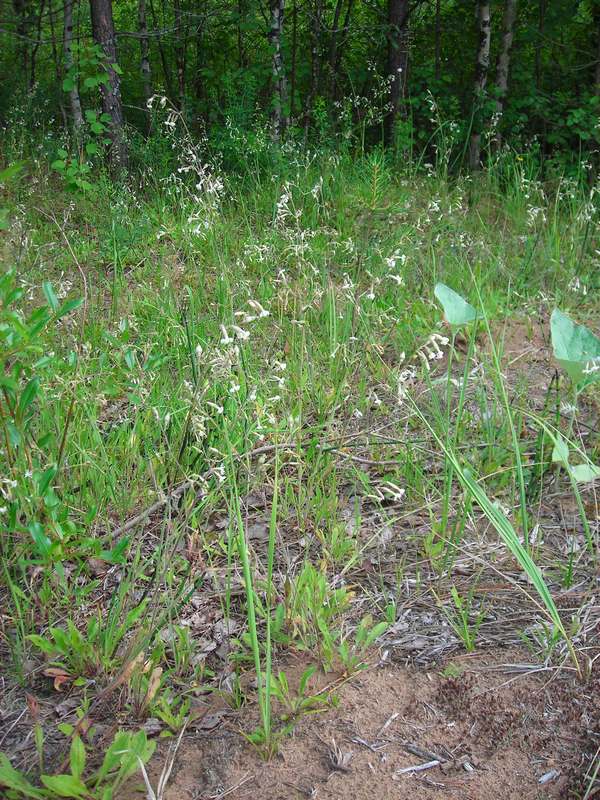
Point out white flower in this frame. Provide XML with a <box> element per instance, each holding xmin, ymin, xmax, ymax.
<box><xmin>248</xmin><ymin>299</ymin><xmax>269</xmax><ymax>318</ymax></box>
<box><xmin>583</xmin><ymin>358</ymin><xmax>600</xmax><ymax>376</ymax></box>
<box><xmin>220</xmin><ymin>325</ymin><xmax>233</xmax><ymax>345</ymax></box>
<box><xmin>231</xmin><ymin>325</ymin><xmax>250</xmax><ymax>341</ymax></box>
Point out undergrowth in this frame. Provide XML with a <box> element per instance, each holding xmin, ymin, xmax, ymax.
<box><xmin>0</xmin><ymin>126</ymin><xmax>599</xmax><ymax>796</ymax></box>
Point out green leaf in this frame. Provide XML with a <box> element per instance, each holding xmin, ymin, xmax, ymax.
<box><xmin>69</xmin><ymin>736</ymin><xmax>86</xmax><ymax>780</ymax></box>
<box><xmin>28</xmin><ymin>522</ymin><xmax>52</xmax><ymax>560</ymax></box>
<box><xmin>298</xmin><ymin>665</ymin><xmax>316</xmax><ymax>695</ymax></box>
<box><xmin>37</xmin><ymin>466</ymin><xmax>57</xmax><ymax>496</ymax></box>
<box><xmin>434</xmin><ymin>283</ymin><xmax>478</xmax><ymax>327</ymax></box>
<box><xmin>62</xmin><ymin>77</ymin><xmax>75</xmax><ymax>92</ymax></box>
<box><xmin>18</xmin><ymin>378</ymin><xmax>40</xmax><ymax>416</ymax></box>
<box><xmin>27</xmin><ymin>634</ymin><xmax>58</xmax><ymax>656</ymax></box>
<box><xmin>58</xmin><ymin>723</ymin><xmax>75</xmax><ymax>736</ymax></box>
<box><xmin>56</xmin><ymin>298</ymin><xmax>83</xmax><ymax>320</ymax></box>
<box><xmin>0</xmin><ymin>753</ymin><xmax>47</xmax><ymax>798</ymax></box>
<box><xmin>51</xmin><ymin>160</ymin><xmax>66</xmax><ymax>172</ymax></box>
<box><xmin>551</xmin><ymin>309</ymin><xmax>600</xmax><ymax>387</ymax></box>
<box><xmin>43</xmin><ymin>282</ymin><xmax>60</xmax><ymax>312</ymax></box>
<box><xmin>41</xmin><ymin>773</ymin><xmax>88</xmax><ymax>797</ymax></box>
<box><xmin>570</xmin><ymin>463</ymin><xmax>600</xmax><ymax>483</ymax></box>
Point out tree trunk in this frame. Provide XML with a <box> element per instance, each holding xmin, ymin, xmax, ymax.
<box><xmin>384</xmin><ymin>0</ymin><xmax>410</xmax><ymax>146</ymax></box>
<box><xmin>290</xmin><ymin>0</ymin><xmax>297</xmax><ymax>118</ymax></box>
<box><xmin>332</xmin><ymin>0</ymin><xmax>354</xmax><ymax>99</ymax></box>
<box><xmin>535</xmin><ymin>0</ymin><xmax>545</xmax><ymax>91</ymax></box>
<box><xmin>327</xmin><ymin>0</ymin><xmax>345</xmax><ymax>101</ymax></box>
<box><xmin>492</xmin><ymin>0</ymin><xmax>518</xmax><ymax>148</ymax></box>
<box><xmin>269</xmin><ymin>0</ymin><xmax>288</xmax><ymax>140</ymax></box>
<box><xmin>49</xmin><ymin>0</ymin><xmax>69</xmax><ymax>128</ymax></box>
<box><xmin>148</xmin><ymin>0</ymin><xmax>176</xmax><ymax>102</ymax></box>
<box><xmin>64</xmin><ymin>0</ymin><xmax>84</xmax><ymax>132</ymax></box>
<box><xmin>468</xmin><ymin>0</ymin><xmax>491</xmax><ymax>170</ymax></box>
<box><xmin>30</xmin><ymin>0</ymin><xmax>47</xmax><ymax>88</ymax></box>
<box><xmin>594</xmin><ymin>2</ymin><xmax>600</xmax><ymax>98</ymax></box>
<box><xmin>12</xmin><ymin>0</ymin><xmax>29</xmax><ymax>78</ymax></box>
<box><xmin>138</xmin><ymin>0</ymin><xmax>153</xmax><ymax>119</ymax></box>
<box><xmin>174</xmin><ymin>0</ymin><xmax>187</xmax><ymax>110</ymax></box>
<box><xmin>89</xmin><ymin>0</ymin><xmax>127</xmax><ymax>167</ymax></box>
<box><xmin>304</xmin><ymin>0</ymin><xmax>323</xmax><ymax>136</ymax></box>
<box><xmin>237</xmin><ymin>0</ymin><xmax>246</xmax><ymax>68</ymax></box>
<box><xmin>434</xmin><ymin>0</ymin><xmax>441</xmax><ymax>81</ymax></box>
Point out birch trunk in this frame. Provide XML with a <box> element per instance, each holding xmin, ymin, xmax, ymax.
<box><xmin>492</xmin><ymin>0</ymin><xmax>518</xmax><ymax>148</ymax></box>
<box><xmin>468</xmin><ymin>0</ymin><xmax>491</xmax><ymax>170</ymax></box>
<box><xmin>138</xmin><ymin>0</ymin><xmax>153</xmax><ymax>114</ymax></box>
<box><xmin>269</xmin><ymin>0</ymin><xmax>288</xmax><ymax>140</ymax></box>
<box><xmin>63</xmin><ymin>0</ymin><xmax>84</xmax><ymax>132</ymax></box>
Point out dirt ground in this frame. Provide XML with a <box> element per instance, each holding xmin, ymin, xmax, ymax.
<box><xmin>131</xmin><ymin>647</ymin><xmax>598</xmax><ymax>800</ymax></box>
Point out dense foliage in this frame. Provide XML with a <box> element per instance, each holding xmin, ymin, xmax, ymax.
<box><xmin>1</xmin><ymin>0</ymin><xmax>600</xmax><ymax>174</ymax></box>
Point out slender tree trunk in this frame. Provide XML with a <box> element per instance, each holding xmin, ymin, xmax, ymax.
<box><xmin>434</xmin><ymin>0</ymin><xmax>441</xmax><ymax>81</ymax></box>
<box><xmin>64</xmin><ymin>0</ymin><xmax>84</xmax><ymax>132</ymax></box>
<box><xmin>12</xmin><ymin>0</ymin><xmax>29</xmax><ymax>78</ymax></box>
<box><xmin>594</xmin><ymin>2</ymin><xmax>600</xmax><ymax>98</ymax></box>
<box><xmin>49</xmin><ymin>0</ymin><xmax>69</xmax><ymax>128</ymax></box>
<box><xmin>237</xmin><ymin>0</ymin><xmax>246</xmax><ymax>68</ymax></box>
<box><xmin>89</xmin><ymin>0</ymin><xmax>127</xmax><ymax>167</ymax></box>
<box><xmin>174</xmin><ymin>0</ymin><xmax>187</xmax><ymax>110</ymax></box>
<box><xmin>492</xmin><ymin>0</ymin><xmax>518</xmax><ymax>148</ymax></box>
<box><xmin>138</xmin><ymin>0</ymin><xmax>153</xmax><ymax>119</ymax></box>
<box><xmin>148</xmin><ymin>0</ymin><xmax>176</xmax><ymax>101</ymax></box>
<box><xmin>30</xmin><ymin>0</ymin><xmax>47</xmax><ymax>88</ymax></box>
<box><xmin>332</xmin><ymin>0</ymin><xmax>354</xmax><ymax>98</ymax></box>
<box><xmin>535</xmin><ymin>0</ymin><xmax>545</xmax><ymax>91</ymax></box>
<box><xmin>468</xmin><ymin>0</ymin><xmax>491</xmax><ymax>170</ymax></box>
<box><xmin>290</xmin><ymin>0</ymin><xmax>297</xmax><ymax>118</ymax></box>
<box><xmin>269</xmin><ymin>0</ymin><xmax>288</xmax><ymax>140</ymax></box>
<box><xmin>304</xmin><ymin>0</ymin><xmax>323</xmax><ymax>136</ymax></box>
<box><xmin>384</xmin><ymin>0</ymin><xmax>410</xmax><ymax>146</ymax></box>
<box><xmin>327</xmin><ymin>0</ymin><xmax>345</xmax><ymax>101</ymax></box>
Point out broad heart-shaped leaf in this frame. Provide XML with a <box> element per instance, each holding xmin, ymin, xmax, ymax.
<box><xmin>551</xmin><ymin>309</ymin><xmax>600</xmax><ymax>387</ymax></box>
<box><xmin>570</xmin><ymin>463</ymin><xmax>600</xmax><ymax>483</ymax></box>
<box><xmin>434</xmin><ymin>283</ymin><xmax>478</xmax><ymax>327</ymax></box>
